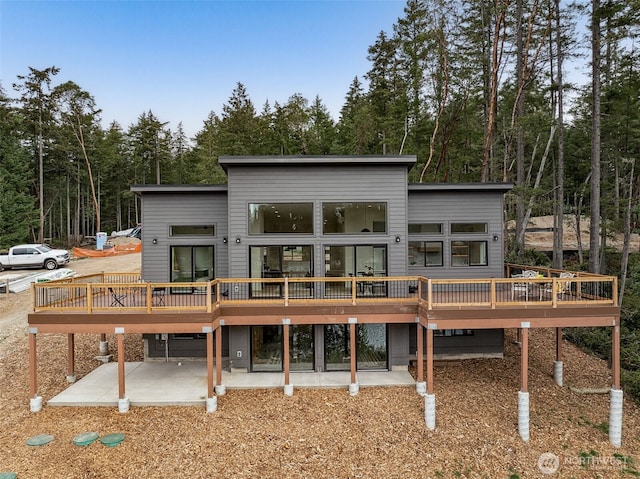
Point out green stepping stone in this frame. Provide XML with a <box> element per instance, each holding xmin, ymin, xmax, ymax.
<box><xmin>100</xmin><ymin>433</ymin><xmax>125</xmax><ymax>447</ymax></box>
<box><xmin>0</xmin><ymin>473</ymin><xmax>18</xmax><ymax>479</ymax></box>
<box><xmin>26</xmin><ymin>433</ymin><xmax>54</xmax><ymax>446</ymax></box>
<box><xmin>72</xmin><ymin>432</ymin><xmax>100</xmax><ymax>447</ymax></box>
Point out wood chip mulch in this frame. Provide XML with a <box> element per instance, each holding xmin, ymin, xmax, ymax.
<box><xmin>1</xmin><ymin>328</ymin><xmax>640</xmax><ymax>478</ymax></box>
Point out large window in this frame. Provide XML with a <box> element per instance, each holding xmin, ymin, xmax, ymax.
<box><xmin>249</xmin><ymin>246</ymin><xmax>313</xmax><ymax>298</ymax></box>
<box><xmin>409</xmin><ymin>241</ymin><xmax>443</xmax><ymax>267</ymax></box>
<box><xmin>323</xmin><ymin>202</ymin><xmax>387</xmax><ymax>234</ymax></box>
<box><xmin>249</xmin><ymin>203</ymin><xmax>313</xmax><ymax>234</ymax></box>
<box><xmin>450</xmin><ymin>241</ymin><xmax>487</xmax><ymax>266</ymax></box>
<box><xmin>251</xmin><ymin>325</ymin><xmax>314</xmax><ymax>372</ymax></box>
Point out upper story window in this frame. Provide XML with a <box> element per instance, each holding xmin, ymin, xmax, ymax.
<box><xmin>249</xmin><ymin>203</ymin><xmax>313</xmax><ymax>234</ymax></box>
<box><xmin>450</xmin><ymin>222</ymin><xmax>487</xmax><ymax>234</ymax></box>
<box><xmin>170</xmin><ymin>225</ymin><xmax>215</xmax><ymax>236</ymax></box>
<box><xmin>408</xmin><ymin>223</ymin><xmax>442</xmax><ymax>234</ymax></box>
<box><xmin>451</xmin><ymin>241</ymin><xmax>488</xmax><ymax>266</ymax></box>
<box><xmin>323</xmin><ymin>202</ymin><xmax>387</xmax><ymax>234</ymax></box>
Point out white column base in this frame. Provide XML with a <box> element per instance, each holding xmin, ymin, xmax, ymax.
<box><xmin>518</xmin><ymin>391</ymin><xmax>530</xmax><ymax>442</ymax></box>
<box><xmin>348</xmin><ymin>383</ymin><xmax>359</xmax><ymax>396</ymax></box>
<box><xmin>416</xmin><ymin>381</ymin><xmax>426</xmax><ymax>396</ymax></box>
<box><xmin>66</xmin><ymin>374</ymin><xmax>76</xmax><ymax>383</ymax></box>
<box><xmin>99</xmin><ymin>340</ymin><xmax>109</xmax><ymax>355</ymax></box>
<box><xmin>553</xmin><ymin>361</ymin><xmax>563</xmax><ymax>387</ymax></box>
<box><xmin>206</xmin><ymin>396</ymin><xmax>218</xmax><ymax>413</ymax></box>
<box><xmin>609</xmin><ymin>388</ymin><xmax>623</xmax><ymax>447</ymax></box>
<box><xmin>30</xmin><ymin>395</ymin><xmax>43</xmax><ymax>413</ymax></box>
<box><xmin>284</xmin><ymin>384</ymin><xmax>294</xmax><ymax>396</ymax></box>
<box><xmin>215</xmin><ymin>384</ymin><xmax>226</xmax><ymax>396</ymax></box>
<box><xmin>118</xmin><ymin>397</ymin><xmax>130</xmax><ymax>413</ymax></box>
<box><xmin>424</xmin><ymin>393</ymin><xmax>436</xmax><ymax>430</ymax></box>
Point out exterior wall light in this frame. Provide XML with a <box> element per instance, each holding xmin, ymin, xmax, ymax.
<box><xmin>152</xmin><ymin>238</ymin><xmax>158</xmax><ymax>245</ymax></box>
<box><xmin>222</xmin><ymin>237</ymin><xmax>228</xmax><ymax>244</ymax></box>
<box><xmin>235</xmin><ymin>237</ymin><xmax>241</xmax><ymax>244</ymax></box>
<box><xmin>395</xmin><ymin>235</ymin><xmax>401</xmax><ymax>243</ymax></box>
<box><xmin>493</xmin><ymin>234</ymin><xmax>499</xmax><ymax>241</ymax></box>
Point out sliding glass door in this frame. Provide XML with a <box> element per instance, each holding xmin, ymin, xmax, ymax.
<box><xmin>324</xmin><ymin>324</ymin><xmax>388</xmax><ymax>371</ymax></box>
<box><xmin>251</xmin><ymin>325</ymin><xmax>314</xmax><ymax>372</ymax></box>
<box><xmin>170</xmin><ymin>246</ymin><xmax>214</xmax><ymax>282</ymax></box>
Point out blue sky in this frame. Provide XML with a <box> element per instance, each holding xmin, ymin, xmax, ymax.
<box><xmin>1</xmin><ymin>0</ymin><xmax>406</xmax><ymax>138</ymax></box>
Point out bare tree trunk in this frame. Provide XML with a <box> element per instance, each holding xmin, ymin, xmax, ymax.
<box><xmin>552</xmin><ymin>0</ymin><xmax>565</xmax><ymax>270</ymax></box>
<box><xmin>517</xmin><ymin>126</ymin><xmax>556</xmax><ymax>246</ymax></box>
<box><xmin>619</xmin><ymin>160</ymin><xmax>635</xmax><ymax>305</ymax></box>
<box><xmin>589</xmin><ymin>0</ymin><xmax>601</xmax><ymax>273</ymax></box>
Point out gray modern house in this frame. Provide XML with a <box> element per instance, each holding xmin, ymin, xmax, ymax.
<box><xmin>132</xmin><ymin>155</ymin><xmax>512</xmax><ymax>371</ymax></box>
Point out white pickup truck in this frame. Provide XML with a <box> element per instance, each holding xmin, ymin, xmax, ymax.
<box><xmin>0</xmin><ymin>244</ymin><xmax>70</xmax><ymax>271</ymax></box>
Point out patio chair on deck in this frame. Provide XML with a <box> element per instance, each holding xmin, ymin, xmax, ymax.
<box><xmin>152</xmin><ymin>287</ymin><xmax>166</xmax><ymax>306</ymax></box>
<box><xmin>510</xmin><ymin>270</ymin><xmax>538</xmax><ymax>301</ymax></box>
<box><xmin>539</xmin><ymin>272</ymin><xmax>575</xmax><ymax>300</ymax></box>
<box><xmin>109</xmin><ymin>287</ymin><xmax>126</xmax><ymax>307</ymax></box>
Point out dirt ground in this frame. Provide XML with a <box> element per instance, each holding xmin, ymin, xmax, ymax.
<box><xmin>1</xmin><ymin>253</ymin><xmax>640</xmax><ymax>478</ymax></box>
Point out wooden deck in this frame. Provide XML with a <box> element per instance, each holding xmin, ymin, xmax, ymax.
<box><xmin>24</xmin><ymin>268</ymin><xmax>624</xmax><ymax>447</ymax></box>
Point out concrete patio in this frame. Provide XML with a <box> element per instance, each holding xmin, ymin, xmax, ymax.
<box><xmin>47</xmin><ymin>361</ymin><xmax>416</xmax><ymax>407</ymax></box>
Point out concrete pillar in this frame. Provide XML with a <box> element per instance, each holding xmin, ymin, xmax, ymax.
<box><xmin>118</xmin><ymin>397</ymin><xmax>130</xmax><ymax>413</ymax></box>
<box><xmin>416</xmin><ymin>381</ymin><xmax>426</xmax><ymax>396</ymax></box>
<box><xmin>424</xmin><ymin>393</ymin><xmax>436</xmax><ymax>430</ymax></box>
<box><xmin>553</xmin><ymin>360</ymin><xmax>563</xmax><ymax>387</ymax></box>
<box><xmin>30</xmin><ymin>395</ymin><xmax>43</xmax><ymax>413</ymax></box>
<box><xmin>518</xmin><ymin>390</ymin><xmax>530</xmax><ymax>442</ymax></box>
<box><xmin>284</xmin><ymin>384</ymin><xmax>294</xmax><ymax>396</ymax></box>
<box><xmin>609</xmin><ymin>388</ymin><xmax>623</xmax><ymax>447</ymax></box>
<box><xmin>206</xmin><ymin>396</ymin><xmax>218</xmax><ymax>413</ymax></box>
<box><xmin>349</xmin><ymin>383</ymin><xmax>359</xmax><ymax>396</ymax></box>
<box><xmin>99</xmin><ymin>340</ymin><xmax>109</xmax><ymax>355</ymax></box>
<box><xmin>215</xmin><ymin>384</ymin><xmax>226</xmax><ymax>396</ymax></box>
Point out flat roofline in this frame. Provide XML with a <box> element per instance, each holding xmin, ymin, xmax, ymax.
<box><xmin>409</xmin><ymin>182</ymin><xmax>514</xmax><ymax>193</ymax></box>
<box><xmin>131</xmin><ymin>184</ymin><xmax>228</xmax><ymax>194</ymax></box>
<box><xmin>218</xmin><ymin>155</ymin><xmax>417</xmax><ymax>171</ymax></box>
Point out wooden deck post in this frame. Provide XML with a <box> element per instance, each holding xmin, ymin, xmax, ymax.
<box><xmin>417</xmin><ymin>323</ymin><xmax>424</xmax><ymax>383</ymax></box>
<box><xmin>520</xmin><ymin>326</ymin><xmax>529</xmax><ymax>393</ymax></box>
<box><xmin>206</xmin><ymin>328</ymin><xmax>214</xmax><ymax>398</ymax></box>
<box><xmin>29</xmin><ymin>329</ymin><xmax>37</xmax><ymax>398</ymax></box>
<box><xmin>283</xmin><ymin>320</ymin><xmax>293</xmax><ymax>395</ymax></box>
<box><xmin>612</xmin><ymin>323</ymin><xmax>621</xmax><ymax>390</ymax></box>
<box><xmin>117</xmin><ymin>331</ymin><xmax>125</xmax><ymax>400</ymax></box>
<box><xmin>426</xmin><ymin>326</ymin><xmax>434</xmax><ymax>395</ymax></box>
<box><xmin>67</xmin><ymin>333</ymin><xmax>75</xmax><ymax>382</ymax></box>
<box><xmin>555</xmin><ymin>327</ymin><xmax>562</xmax><ymax>361</ymax></box>
<box><xmin>215</xmin><ymin>324</ymin><xmax>224</xmax><ymax>395</ymax></box>
<box><xmin>349</xmin><ymin>321</ymin><xmax>356</xmax><ymax>384</ymax></box>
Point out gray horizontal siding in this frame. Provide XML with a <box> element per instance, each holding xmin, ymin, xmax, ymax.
<box><xmin>227</xmin><ymin>165</ymin><xmax>408</xmax><ymax>278</ymax></box>
<box><xmin>140</xmin><ymin>192</ymin><xmax>228</xmax><ymax>282</ymax></box>
<box><xmin>407</xmin><ymin>191</ymin><xmax>505</xmax><ymax>279</ymax></box>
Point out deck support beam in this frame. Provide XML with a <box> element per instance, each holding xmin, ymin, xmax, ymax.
<box><xmin>424</xmin><ymin>324</ymin><xmax>435</xmax><ymax>429</ymax></box>
<box><xmin>116</xmin><ymin>330</ymin><xmax>129</xmax><ymax>413</ymax></box>
<box><xmin>518</xmin><ymin>325</ymin><xmax>530</xmax><ymax>442</ymax></box>
<box><xmin>205</xmin><ymin>328</ymin><xmax>217</xmax><ymax>412</ymax></box>
<box><xmin>28</xmin><ymin>328</ymin><xmax>42</xmax><ymax>412</ymax></box>
<box><xmin>283</xmin><ymin>321</ymin><xmax>293</xmax><ymax>396</ymax></box>
<box><xmin>215</xmin><ymin>324</ymin><xmax>225</xmax><ymax>395</ymax></box>
<box><xmin>349</xmin><ymin>320</ymin><xmax>358</xmax><ymax>395</ymax></box>
<box><xmin>416</xmin><ymin>322</ymin><xmax>426</xmax><ymax>395</ymax></box>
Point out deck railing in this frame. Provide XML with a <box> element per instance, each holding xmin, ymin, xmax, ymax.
<box><xmin>31</xmin><ymin>269</ymin><xmax>617</xmax><ymax>314</ymax></box>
